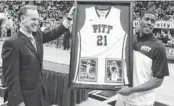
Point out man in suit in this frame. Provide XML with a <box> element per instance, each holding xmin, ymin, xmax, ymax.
<box><xmin>1</xmin><ymin>5</ymin><xmax>75</xmax><ymax>106</ymax></box>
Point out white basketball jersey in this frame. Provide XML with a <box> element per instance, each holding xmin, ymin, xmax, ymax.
<box><xmin>74</xmin><ymin>6</ymin><xmax>128</xmax><ymax>85</ymax></box>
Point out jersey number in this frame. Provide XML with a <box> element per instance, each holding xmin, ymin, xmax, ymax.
<box><xmin>97</xmin><ymin>35</ymin><xmax>107</xmax><ymax>46</ymax></box>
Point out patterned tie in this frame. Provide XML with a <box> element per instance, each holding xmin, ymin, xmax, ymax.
<box><xmin>29</xmin><ymin>36</ymin><xmax>37</xmax><ymax>51</ymax></box>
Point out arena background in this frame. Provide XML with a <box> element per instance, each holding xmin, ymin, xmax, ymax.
<box><xmin>0</xmin><ymin>1</ymin><xmax>173</xmax><ymax>106</ymax></box>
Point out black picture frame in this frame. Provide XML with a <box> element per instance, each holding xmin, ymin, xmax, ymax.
<box><xmin>69</xmin><ymin>1</ymin><xmax>133</xmax><ymax>91</ymax></box>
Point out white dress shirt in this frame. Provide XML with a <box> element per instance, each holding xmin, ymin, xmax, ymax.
<box><xmin>19</xmin><ymin>28</ymin><xmax>37</xmax><ymax>51</ymax></box>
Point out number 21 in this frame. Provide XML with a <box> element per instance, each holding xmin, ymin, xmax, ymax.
<box><xmin>97</xmin><ymin>35</ymin><xmax>107</xmax><ymax>46</ymax></box>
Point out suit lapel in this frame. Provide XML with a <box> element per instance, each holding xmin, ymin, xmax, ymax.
<box><xmin>18</xmin><ymin>31</ymin><xmax>39</xmax><ymax>60</ymax></box>
<box><xmin>33</xmin><ymin>32</ymin><xmax>42</xmax><ymax>64</ymax></box>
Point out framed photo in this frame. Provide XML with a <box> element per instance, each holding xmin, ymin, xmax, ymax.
<box><xmin>69</xmin><ymin>1</ymin><xmax>133</xmax><ymax>90</ymax></box>
<box><xmin>105</xmin><ymin>59</ymin><xmax>124</xmax><ymax>83</ymax></box>
<box><xmin>78</xmin><ymin>58</ymin><xmax>98</xmax><ymax>82</ymax></box>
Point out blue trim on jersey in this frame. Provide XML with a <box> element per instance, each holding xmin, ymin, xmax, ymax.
<box><xmin>95</xmin><ymin>6</ymin><xmax>111</xmax><ymax>19</ymax></box>
<box><xmin>74</xmin><ymin>32</ymin><xmax>82</xmax><ymax>82</ymax></box>
<box><xmin>122</xmin><ymin>33</ymin><xmax>127</xmax><ymax>59</ymax></box>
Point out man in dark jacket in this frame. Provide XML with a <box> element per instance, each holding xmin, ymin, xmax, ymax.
<box><xmin>1</xmin><ymin>4</ymin><xmax>75</xmax><ymax>106</ymax></box>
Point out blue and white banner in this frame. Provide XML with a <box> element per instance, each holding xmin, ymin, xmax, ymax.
<box><xmin>133</xmin><ymin>20</ymin><xmax>174</xmax><ymax>29</ymax></box>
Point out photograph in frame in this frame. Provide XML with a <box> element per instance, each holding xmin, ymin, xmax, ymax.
<box><xmin>105</xmin><ymin>59</ymin><xmax>124</xmax><ymax>83</ymax></box>
<box><xmin>77</xmin><ymin>58</ymin><xmax>98</xmax><ymax>82</ymax></box>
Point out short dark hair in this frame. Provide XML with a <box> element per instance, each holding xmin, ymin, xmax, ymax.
<box><xmin>140</xmin><ymin>10</ymin><xmax>156</xmax><ymax>19</ymax></box>
<box><xmin>18</xmin><ymin>5</ymin><xmax>37</xmax><ymax>21</ymax></box>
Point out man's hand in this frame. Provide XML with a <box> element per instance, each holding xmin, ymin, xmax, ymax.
<box><xmin>116</xmin><ymin>86</ymin><xmax>134</xmax><ymax>96</ymax></box>
<box><xmin>18</xmin><ymin>102</ymin><xmax>25</xmax><ymax>106</ymax></box>
<box><xmin>62</xmin><ymin>4</ymin><xmax>76</xmax><ymax>28</ymax></box>
<box><xmin>67</xmin><ymin>3</ymin><xmax>76</xmax><ymax>20</ymax></box>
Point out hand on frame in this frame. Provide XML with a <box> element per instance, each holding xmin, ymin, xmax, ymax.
<box><xmin>116</xmin><ymin>86</ymin><xmax>134</xmax><ymax>96</ymax></box>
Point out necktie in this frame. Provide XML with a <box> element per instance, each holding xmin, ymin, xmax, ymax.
<box><xmin>29</xmin><ymin>36</ymin><xmax>37</xmax><ymax>51</ymax></box>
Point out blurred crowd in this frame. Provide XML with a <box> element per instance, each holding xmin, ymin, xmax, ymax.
<box><xmin>0</xmin><ymin>1</ymin><xmax>73</xmax><ymax>50</ymax></box>
<box><xmin>154</xmin><ymin>29</ymin><xmax>174</xmax><ymax>45</ymax></box>
<box><xmin>133</xmin><ymin>1</ymin><xmax>174</xmax><ymax>46</ymax></box>
<box><xmin>133</xmin><ymin>1</ymin><xmax>174</xmax><ymax>21</ymax></box>
<box><xmin>1</xmin><ymin>1</ymin><xmax>174</xmax><ymax>48</ymax></box>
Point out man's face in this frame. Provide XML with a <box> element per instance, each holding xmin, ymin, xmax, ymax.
<box><xmin>140</xmin><ymin>13</ymin><xmax>156</xmax><ymax>35</ymax></box>
<box><xmin>21</xmin><ymin>9</ymin><xmax>40</xmax><ymax>32</ymax></box>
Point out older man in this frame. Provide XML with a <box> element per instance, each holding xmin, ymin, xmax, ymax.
<box><xmin>1</xmin><ymin>4</ymin><xmax>75</xmax><ymax>106</ymax></box>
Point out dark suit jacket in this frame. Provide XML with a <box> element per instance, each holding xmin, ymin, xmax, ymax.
<box><xmin>1</xmin><ymin>23</ymin><xmax>67</xmax><ymax>106</ymax></box>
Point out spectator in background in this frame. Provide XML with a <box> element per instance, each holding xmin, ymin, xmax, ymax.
<box><xmin>1</xmin><ymin>22</ymin><xmax>7</xmax><ymax>40</ymax></box>
<box><xmin>63</xmin><ymin>29</ymin><xmax>70</xmax><ymax>50</ymax></box>
<box><xmin>0</xmin><ymin>12</ymin><xmax>6</xmax><ymax>40</ymax></box>
<box><xmin>0</xmin><ymin>19</ymin><xmax>3</xmax><ymax>39</ymax></box>
<box><xmin>167</xmin><ymin>36</ymin><xmax>174</xmax><ymax>45</ymax></box>
<box><xmin>41</xmin><ymin>22</ymin><xmax>51</xmax><ymax>32</ymax></box>
<box><xmin>159</xmin><ymin>29</ymin><xmax>170</xmax><ymax>44</ymax></box>
<box><xmin>6</xmin><ymin>16</ymin><xmax>13</xmax><ymax>37</ymax></box>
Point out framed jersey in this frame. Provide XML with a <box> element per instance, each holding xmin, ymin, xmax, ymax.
<box><xmin>69</xmin><ymin>1</ymin><xmax>133</xmax><ymax>90</ymax></box>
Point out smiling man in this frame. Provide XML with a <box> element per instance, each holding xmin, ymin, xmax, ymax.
<box><xmin>116</xmin><ymin>11</ymin><xmax>169</xmax><ymax>106</ymax></box>
<box><xmin>1</xmin><ymin>5</ymin><xmax>75</xmax><ymax>106</ymax></box>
